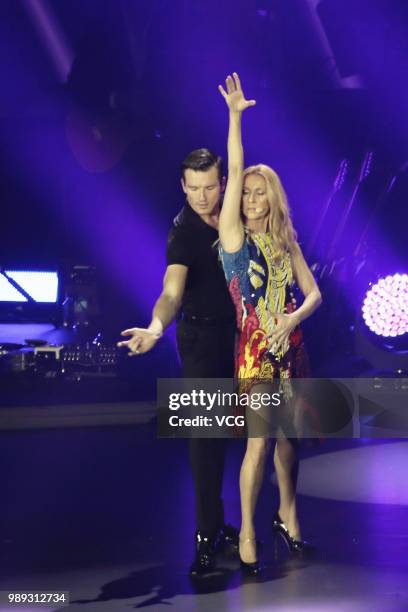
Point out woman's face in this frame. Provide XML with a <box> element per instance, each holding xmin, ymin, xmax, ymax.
<box><xmin>242</xmin><ymin>174</ymin><xmax>270</xmax><ymax>221</ymax></box>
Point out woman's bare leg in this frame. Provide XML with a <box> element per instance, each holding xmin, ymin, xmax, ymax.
<box><xmin>239</xmin><ymin>383</ymin><xmax>273</xmax><ymax>563</ymax></box>
<box><xmin>274</xmin><ymin>434</ymin><xmax>301</xmax><ymax>539</ymax></box>
<box><xmin>239</xmin><ymin>436</ymin><xmax>269</xmax><ymax>562</ymax></box>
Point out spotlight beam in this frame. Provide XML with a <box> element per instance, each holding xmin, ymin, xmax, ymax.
<box><xmin>23</xmin><ymin>0</ymin><xmax>74</xmax><ymax>82</ymax></box>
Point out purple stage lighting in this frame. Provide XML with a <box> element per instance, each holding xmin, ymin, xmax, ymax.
<box><xmin>362</xmin><ymin>274</ymin><xmax>408</xmax><ymax>337</ymax></box>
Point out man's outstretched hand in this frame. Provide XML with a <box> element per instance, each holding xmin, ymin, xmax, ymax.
<box><xmin>218</xmin><ymin>72</ymin><xmax>256</xmax><ymax>113</ymax></box>
<box><xmin>117</xmin><ymin>327</ymin><xmax>160</xmax><ymax>356</ymax></box>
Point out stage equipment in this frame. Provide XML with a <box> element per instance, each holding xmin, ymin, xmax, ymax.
<box><xmin>62</xmin><ymin>265</ymin><xmax>100</xmax><ymax>328</ymax></box>
<box><xmin>60</xmin><ymin>335</ymin><xmax>118</xmax><ymax>376</ymax></box>
<box><xmin>362</xmin><ymin>274</ymin><xmax>408</xmax><ymax>338</ymax></box>
<box><xmin>355</xmin><ymin>274</ymin><xmax>408</xmax><ymax>375</ymax></box>
<box><xmin>354</xmin><ymin>168</ymin><xmax>403</xmax><ymax>257</ymax></box>
<box><xmin>0</xmin><ymin>270</ymin><xmax>58</xmax><ymax>303</ymax></box>
<box><xmin>316</xmin><ymin>0</ymin><xmax>387</xmax><ymax>81</ymax></box>
<box><xmin>0</xmin><ymin>268</ymin><xmax>61</xmax><ymax>323</ymax></box>
<box><xmin>328</xmin><ymin>150</ymin><xmax>373</xmax><ymax>260</ymax></box>
<box><xmin>306</xmin><ymin>158</ymin><xmax>349</xmax><ymax>258</ymax></box>
<box><xmin>0</xmin><ymin>335</ymin><xmax>118</xmax><ymax>378</ymax></box>
<box><xmin>0</xmin><ymin>346</ymin><xmax>35</xmax><ymax>374</ymax></box>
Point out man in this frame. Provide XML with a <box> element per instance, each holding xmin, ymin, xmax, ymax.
<box><xmin>118</xmin><ymin>149</ymin><xmax>238</xmax><ymax>574</ymax></box>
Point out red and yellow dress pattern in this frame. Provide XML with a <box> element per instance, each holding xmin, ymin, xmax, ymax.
<box><xmin>220</xmin><ymin>233</ymin><xmax>309</xmax><ymax>393</ymax></box>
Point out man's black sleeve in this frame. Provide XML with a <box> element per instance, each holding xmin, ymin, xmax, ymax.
<box><xmin>166</xmin><ymin>226</ymin><xmax>193</xmax><ymax>268</ymax></box>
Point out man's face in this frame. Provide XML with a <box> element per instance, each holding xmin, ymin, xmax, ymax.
<box><xmin>181</xmin><ymin>166</ymin><xmax>222</xmax><ymax>217</ymax></box>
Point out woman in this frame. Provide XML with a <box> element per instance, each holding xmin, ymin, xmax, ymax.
<box><xmin>218</xmin><ymin>73</ymin><xmax>322</xmax><ymax>573</ymax></box>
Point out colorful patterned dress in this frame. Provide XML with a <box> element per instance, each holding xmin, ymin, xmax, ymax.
<box><xmin>219</xmin><ymin>232</ymin><xmax>309</xmax><ymax>393</ymax></box>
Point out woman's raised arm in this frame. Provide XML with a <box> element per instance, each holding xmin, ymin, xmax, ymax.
<box><xmin>218</xmin><ymin>72</ymin><xmax>256</xmax><ymax>253</ymax></box>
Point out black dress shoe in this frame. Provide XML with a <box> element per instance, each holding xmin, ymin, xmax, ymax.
<box><xmin>219</xmin><ymin>523</ymin><xmax>239</xmax><ymax>550</ymax></box>
<box><xmin>189</xmin><ymin>531</ymin><xmax>216</xmax><ymax>575</ymax></box>
<box><xmin>272</xmin><ymin>512</ymin><xmax>314</xmax><ymax>555</ymax></box>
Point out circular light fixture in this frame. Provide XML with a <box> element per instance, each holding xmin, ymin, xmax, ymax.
<box><xmin>362</xmin><ymin>273</ymin><xmax>408</xmax><ymax>337</ymax></box>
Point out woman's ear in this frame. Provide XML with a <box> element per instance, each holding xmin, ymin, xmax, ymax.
<box><xmin>220</xmin><ymin>176</ymin><xmax>227</xmax><ymax>193</ymax></box>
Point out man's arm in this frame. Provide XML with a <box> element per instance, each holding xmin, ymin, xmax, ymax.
<box><xmin>118</xmin><ymin>264</ymin><xmax>188</xmax><ymax>355</ymax></box>
<box><xmin>218</xmin><ymin>72</ymin><xmax>256</xmax><ymax>253</ymax></box>
<box><xmin>151</xmin><ymin>264</ymin><xmax>187</xmax><ymax>330</ymax></box>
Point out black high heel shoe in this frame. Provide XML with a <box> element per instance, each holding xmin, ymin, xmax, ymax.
<box><xmin>239</xmin><ymin>538</ymin><xmax>261</xmax><ymax>575</ymax></box>
<box><xmin>272</xmin><ymin>513</ymin><xmax>314</xmax><ymax>555</ymax></box>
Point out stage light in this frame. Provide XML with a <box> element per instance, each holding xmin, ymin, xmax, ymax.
<box><xmin>362</xmin><ymin>274</ymin><xmax>408</xmax><ymax>337</ymax></box>
<box><xmin>0</xmin><ymin>271</ymin><xmax>59</xmax><ymax>303</ymax></box>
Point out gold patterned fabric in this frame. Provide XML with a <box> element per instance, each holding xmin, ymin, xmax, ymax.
<box><xmin>220</xmin><ymin>233</ymin><xmax>308</xmax><ymax>394</ymax></box>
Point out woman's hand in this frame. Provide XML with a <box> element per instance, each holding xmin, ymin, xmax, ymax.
<box><xmin>218</xmin><ymin>72</ymin><xmax>256</xmax><ymax>113</ymax></box>
<box><xmin>266</xmin><ymin>312</ymin><xmax>299</xmax><ymax>355</ymax></box>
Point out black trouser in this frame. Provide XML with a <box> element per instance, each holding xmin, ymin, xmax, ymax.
<box><xmin>176</xmin><ymin>320</ymin><xmax>235</xmax><ymax>539</ymax></box>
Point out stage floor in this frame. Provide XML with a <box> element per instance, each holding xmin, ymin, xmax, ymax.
<box><xmin>0</xmin><ymin>423</ymin><xmax>407</xmax><ymax>611</ymax></box>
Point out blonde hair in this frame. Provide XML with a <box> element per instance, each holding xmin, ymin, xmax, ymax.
<box><xmin>243</xmin><ymin>164</ymin><xmax>297</xmax><ymax>260</ymax></box>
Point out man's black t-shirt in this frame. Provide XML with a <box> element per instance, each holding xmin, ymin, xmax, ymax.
<box><xmin>166</xmin><ymin>204</ymin><xmax>235</xmax><ymax>319</ymax></box>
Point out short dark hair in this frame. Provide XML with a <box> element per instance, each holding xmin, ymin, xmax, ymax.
<box><xmin>181</xmin><ymin>148</ymin><xmax>224</xmax><ymax>181</ymax></box>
